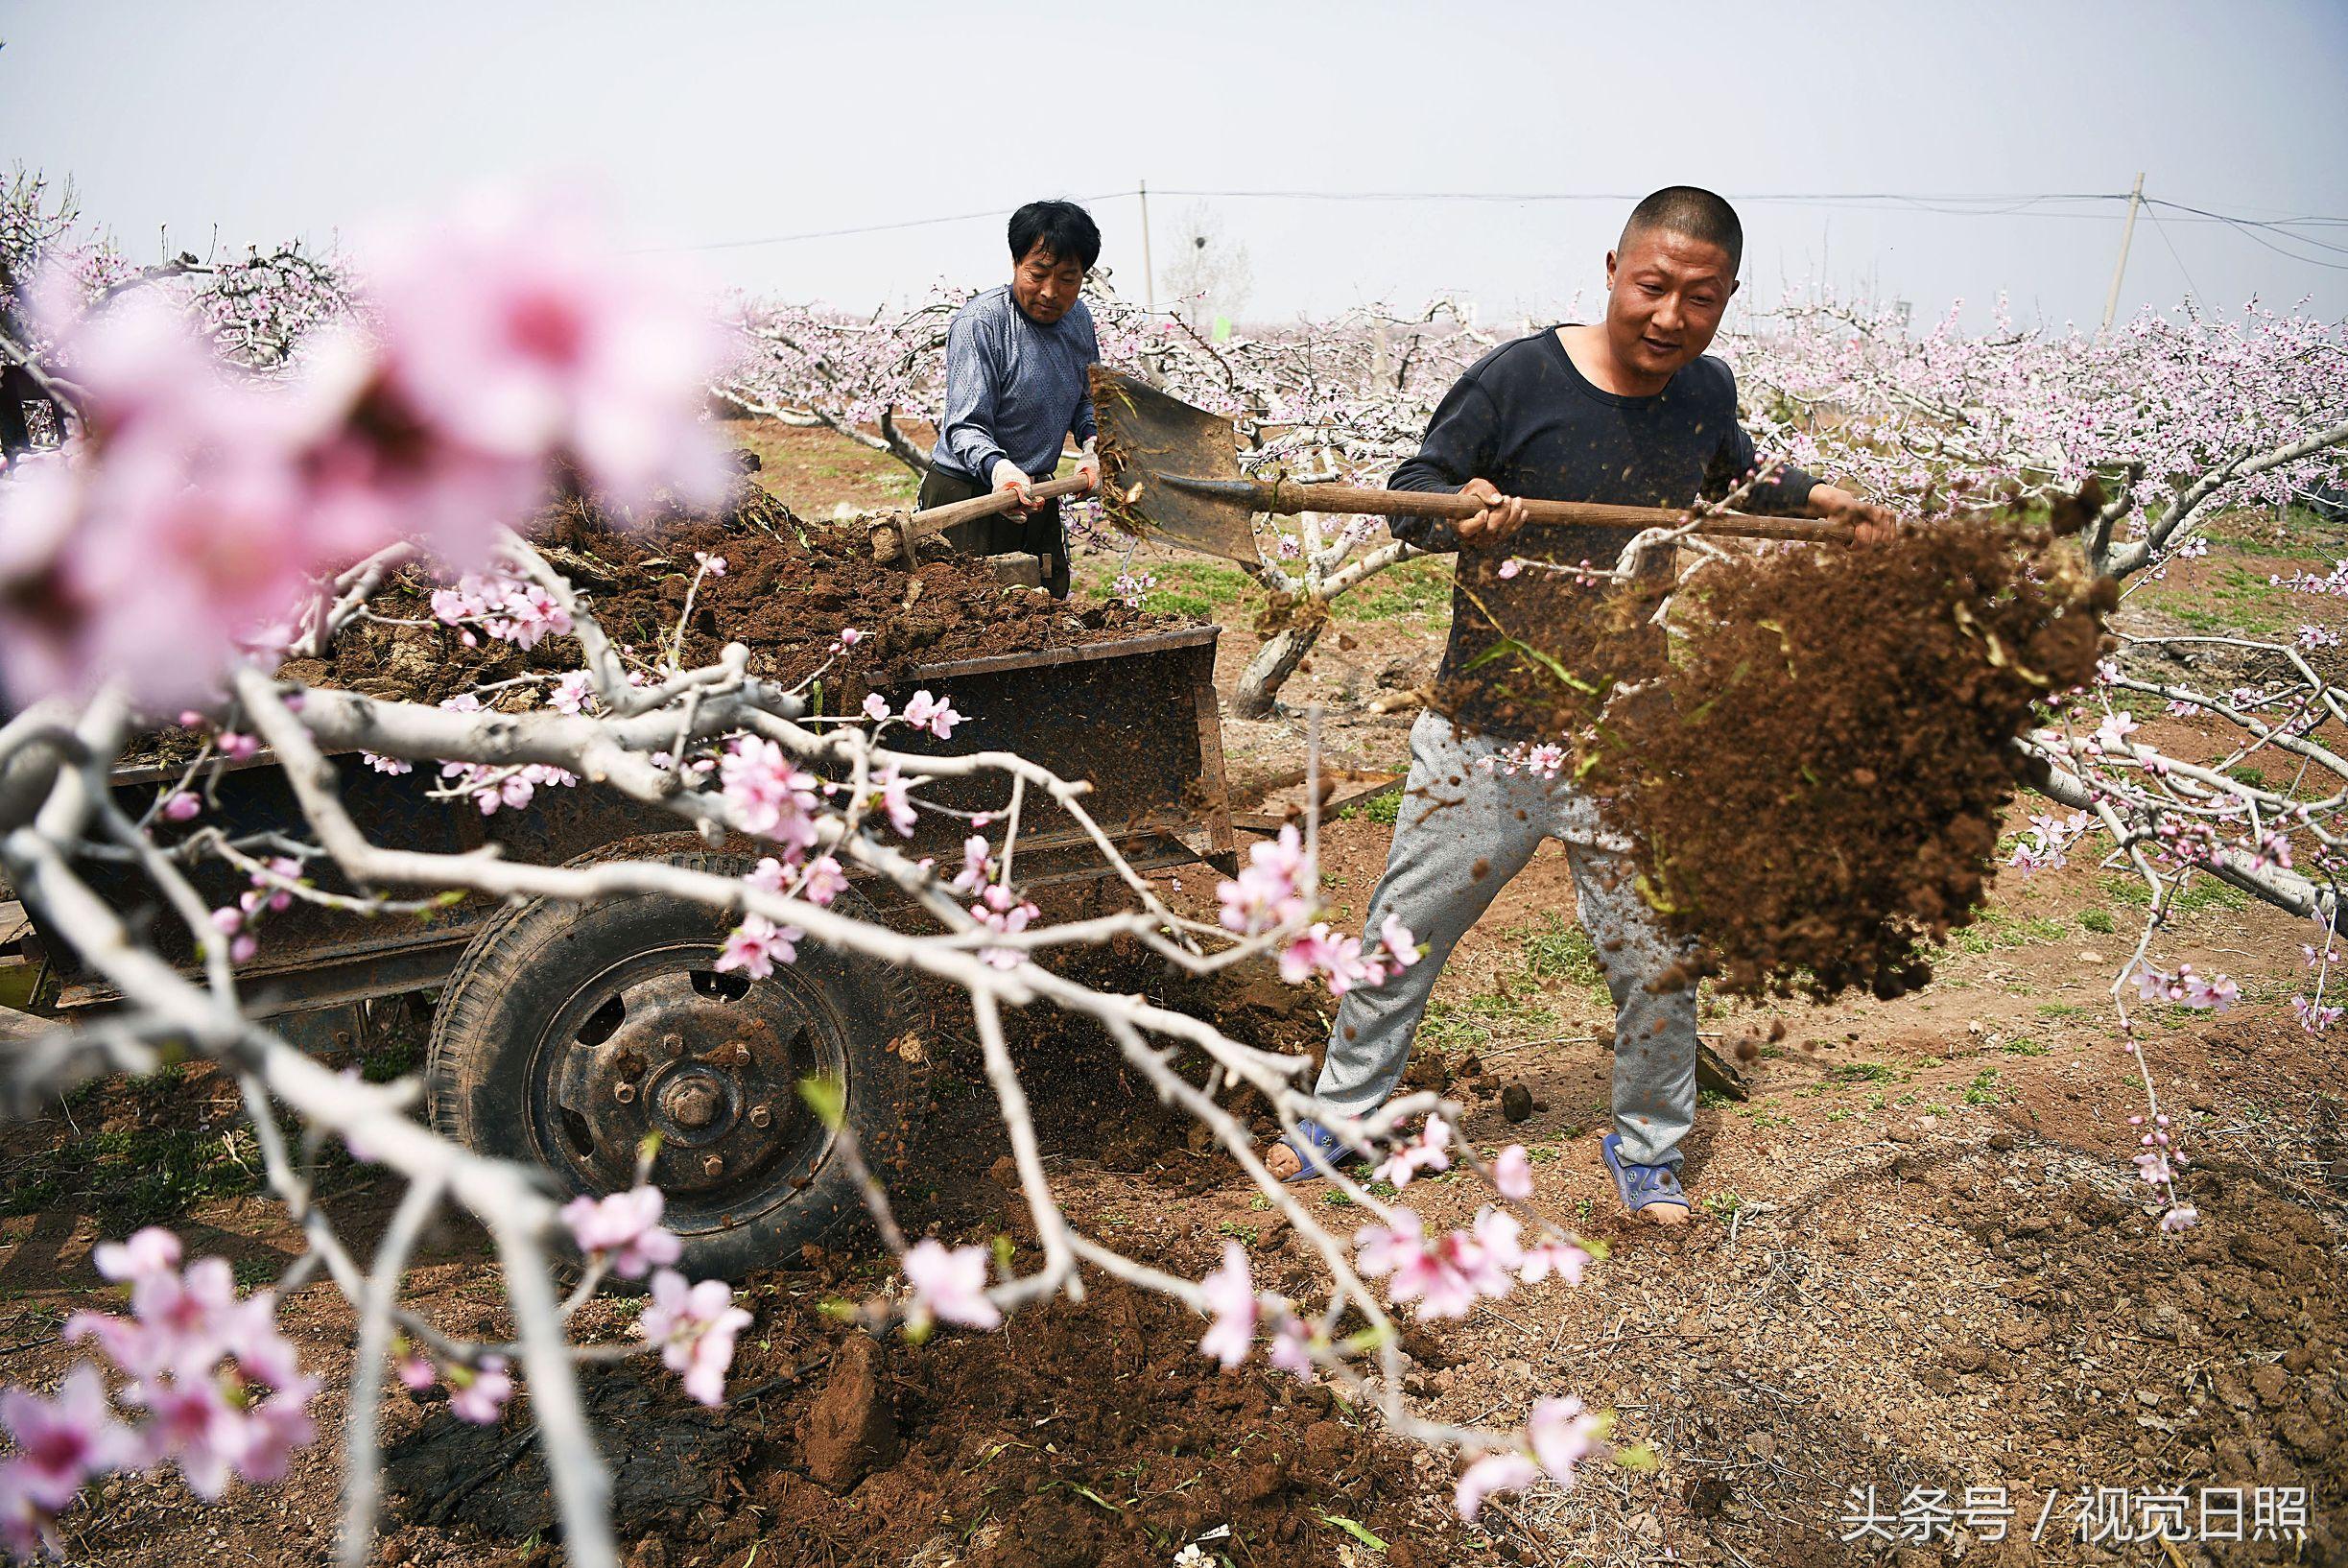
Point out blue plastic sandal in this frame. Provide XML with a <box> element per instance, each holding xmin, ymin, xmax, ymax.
<box><xmin>1601</xmin><ymin>1132</ymin><xmax>1690</xmax><ymax>1216</ymax></box>
<box><xmin>1274</xmin><ymin>1119</ymin><xmax>1361</xmax><ymax>1184</ymax></box>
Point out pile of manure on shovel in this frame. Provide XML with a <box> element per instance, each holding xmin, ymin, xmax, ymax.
<box><xmin>1575</xmin><ymin>488</ymin><xmax>2118</xmax><ymax>1003</ymax></box>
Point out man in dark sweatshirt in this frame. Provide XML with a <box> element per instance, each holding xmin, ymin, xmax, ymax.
<box><xmin>1266</xmin><ymin>187</ymin><xmax>1892</xmax><ymax>1223</ymax></box>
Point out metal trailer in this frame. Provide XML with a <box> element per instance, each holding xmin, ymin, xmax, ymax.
<box><xmin>20</xmin><ymin>625</ymin><xmax>1233</xmax><ymax>1277</ymax></box>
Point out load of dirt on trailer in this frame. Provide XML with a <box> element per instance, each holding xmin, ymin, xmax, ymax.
<box><xmin>131</xmin><ymin>485</ymin><xmax>1174</xmax><ymax>765</ymax></box>
<box><xmin>323</xmin><ymin>485</ymin><xmax>1169</xmax><ymax>700</ymax></box>
<box><xmin>1572</xmin><ymin>496</ymin><xmax>2116</xmax><ymax>1003</ymax></box>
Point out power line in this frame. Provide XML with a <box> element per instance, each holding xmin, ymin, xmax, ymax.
<box><xmin>636</xmin><ymin>186</ymin><xmax>2348</xmax><ymax>267</ymax></box>
<box><xmin>628</xmin><ymin>190</ymin><xmax>1134</xmax><ymax>254</ymax></box>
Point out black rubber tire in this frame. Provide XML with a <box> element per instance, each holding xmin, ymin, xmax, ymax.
<box><xmin>425</xmin><ymin>853</ymin><xmax>920</xmax><ymax>1280</ymax></box>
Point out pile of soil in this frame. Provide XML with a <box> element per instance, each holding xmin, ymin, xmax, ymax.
<box><xmin>134</xmin><ymin>486</ymin><xmax>1171</xmax><ymax>763</ymax></box>
<box><xmin>1578</xmin><ymin>500</ymin><xmax>2115</xmax><ymax>1001</ymax></box>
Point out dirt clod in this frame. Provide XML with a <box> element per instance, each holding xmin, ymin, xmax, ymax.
<box><xmin>799</xmin><ymin>1333</ymin><xmax>898</xmax><ymax>1490</ymax></box>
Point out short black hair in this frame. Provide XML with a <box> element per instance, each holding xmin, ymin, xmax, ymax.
<box><xmin>1620</xmin><ymin>186</ymin><xmax>1743</xmax><ymax>274</ymax></box>
<box><xmin>1008</xmin><ymin>200</ymin><xmax>1102</xmax><ymax>270</ymax></box>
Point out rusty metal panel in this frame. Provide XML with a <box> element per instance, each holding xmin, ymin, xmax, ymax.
<box><xmin>42</xmin><ymin>625</ymin><xmax>1230</xmax><ymax>1014</ymax></box>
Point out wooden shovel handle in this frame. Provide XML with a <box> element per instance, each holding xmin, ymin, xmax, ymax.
<box><xmin>1255</xmin><ymin>480</ymin><xmax>1856</xmax><ymax>546</ymax></box>
<box><xmin>871</xmin><ymin>472</ymin><xmax>1098</xmax><ymax>562</ymax></box>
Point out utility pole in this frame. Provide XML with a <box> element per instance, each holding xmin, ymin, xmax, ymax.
<box><xmin>1138</xmin><ymin>179</ymin><xmax>1156</xmax><ymax>310</ymax></box>
<box><xmin>2100</xmin><ymin>173</ymin><xmax>2145</xmax><ymax>333</ymax></box>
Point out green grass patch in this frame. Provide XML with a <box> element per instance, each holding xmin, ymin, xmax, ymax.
<box><xmin>2</xmin><ymin>1124</ymin><xmax>263</xmax><ymax>1228</ymax></box>
<box><xmin>2003</xmin><ymin>1036</ymin><xmax>2052</xmax><ymax>1057</ymax></box>
<box><xmin>1336</xmin><ymin>557</ymin><xmax>1454</xmax><ymax>624</ymax></box>
<box><xmin>2142</xmin><ymin>563</ymin><xmax>2304</xmax><ymax>638</ymax></box>
<box><xmin>1950</xmin><ymin>912</ymin><xmax>2073</xmax><ymax>955</ymax></box>
<box><xmin>1830</xmin><ymin>1060</ymin><xmax>1905</xmax><ymax>1084</ymax></box>
<box><xmin>1133</xmin><ymin>560</ymin><xmax>1254</xmax><ymax>620</ymax></box>
<box><xmin>1962</xmin><ymin>1068</ymin><xmax>2004</xmax><ymax>1105</ymax></box>
<box><xmin>1337</xmin><ymin>788</ymin><xmax>1401</xmax><ymax>825</ymax></box>
<box><xmin>2078</xmin><ymin>909</ymin><xmax>2116</xmax><ymax>935</ymax></box>
<box><xmin>1506</xmin><ymin>911</ymin><xmax>1611</xmax><ymax>1003</ymax></box>
<box><xmin>2201</xmin><ymin>505</ymin><xmax>2348</xmax><ymax>559</ymax></box>
<box><xmin>1420</xmin><ymin>988</ymin><xmax>1556</xmax><ymax>1052</ymax></box>
<box><xmin>2098</xmin><ymin>871</ymin><xmax>2247</xmax><ymax>915</ymax></box>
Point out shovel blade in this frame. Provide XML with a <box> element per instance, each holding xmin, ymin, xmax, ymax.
<box><xmin>1090</xmin><ymin>367</ymin><xmax>1263</xmax><ymax>564</ymax></box>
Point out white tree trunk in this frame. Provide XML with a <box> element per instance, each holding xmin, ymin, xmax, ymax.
<box><xmin>1230</xmin><ymin>616</ymin><xmax>1325</xmax><ymax>719</ymax></box>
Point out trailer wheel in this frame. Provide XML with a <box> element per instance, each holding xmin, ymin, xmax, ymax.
<box><xmin>425</xmin><ymin>853</ymin><xmax>920</xmax><ymax>1280</ymax></box>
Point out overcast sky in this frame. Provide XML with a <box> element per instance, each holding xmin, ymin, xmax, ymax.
<box><xmin>6</xmin><ymin>0</ymin><xmax>2345</xmax><ymax>332</ymax></box>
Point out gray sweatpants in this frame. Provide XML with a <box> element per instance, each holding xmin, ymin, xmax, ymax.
<box><xmin>1315</xmin><ymin>710</ymin><xmax>1698</xmax><ymax>1169</ymax></box>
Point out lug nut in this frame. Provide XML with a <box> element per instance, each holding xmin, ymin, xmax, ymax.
<box><xmin>657</xmin><ymin>1033</ymin><xmax>684</xmax><ymax>1058</ymax></box>
<box><xmin>702</xmin><ymin>1153</ymin><xmax>724</xmax><ymax>1178</ymax></box>
<box><xmin>662</xmin><ymin>1079</ymin><xmax>723</xmax><ymax>1130</ymax></box>
<box><xmin>614</xmin><ymin>1082</ymin><xmax>636</xmax><ymax>1104</ymax></box>
<box><xmin>730</xmin><ymin>1041</ymin><xmax>752</xmax><ymax>1066</ymax></box>
<box><xmin>748</xmin><ymin>1104</ymin><xmax>771</xmax><ymax>1128</ymax></box>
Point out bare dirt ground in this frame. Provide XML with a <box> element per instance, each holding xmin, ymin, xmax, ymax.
<box><xmin>3</xmin><ymin>426</ymin><xmax>2340</xmax><ymax>1566</ymax></box>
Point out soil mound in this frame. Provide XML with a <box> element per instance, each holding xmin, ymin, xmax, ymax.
<box><xmin>327</xmin><ymin>487</ymin><xmax>1169</xmax><ymax>702</ymax></box>
<box><xmin>134</xmin><ymin>485</ymin><xmax>1173</xmax><ymax>764</ymax></box>
<box><xmin>1579</xmin><ymin>502</ymin><xmax>2114</xmax><ymax>1001</ymax></box>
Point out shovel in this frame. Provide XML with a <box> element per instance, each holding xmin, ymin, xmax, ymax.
<box><xmin>1089</xmin><ymin>366</ymin><xmax>1855</xmax><ymax>564</ymax></box>
<box><xmin>867</xmin><ymin>472</ymin><xmax>1097</xmax><ymax>563</ymax></box>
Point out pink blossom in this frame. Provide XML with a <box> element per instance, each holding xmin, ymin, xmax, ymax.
<box><xmin>1354</xmin><ymin>1209</ymin><xmax>1507</xmax><ymax>1320</ymax></box>
<box><xmin>1267</xmin><ymin>1314</ymin><xmax>1320</xmax><ymax>1381</ymax></box>
<box><xmin>1497</xmin><ymin>557</ymin><xmax>1525</xmax><ymax>580</ymax></box>
<box><xmin>1218</xmin><ymin>825</ymin><xmax>1309</xmax><ymax>937</ymax></box>
<box><xmin>446</xmin><ymin>1355</ymin><xmax>512</xmax><ymax>1425</ymax></box>
<box><xmin>871</xmin><ymin>765</ymin><xmax>917</xmax><ymax>837</ymax></box>
<box><xmin>800</xmin><ymin>855</ymin><xmax>848</xmax><ymax>907</ymax></box>
<box><xmin>718</xmin><ymin>736</ymin><xmax>819</xmax><ymax>852</ymax></box>
<box><xmin>694</xmin><ymin>551</ymin><xmax>726</xmax><ymax>578</ymax></box>
<box><xmin>234</xmin><ymin>1379</ymin><xmax>318</xmax><ymax>1485</ymax></box>
<box><xmin>714</xmin><ymin>915</ymin><xmax>801</xmax><ymax>979</ymax></box>
<box><xmin>547</xmin><ymin>670</ymin><xmax>595</xmax><ymax>715</ymax></box>
<box><xmin>862</xmin><ymin>692</ymin><xmax>889</xmax><ymax>722</ymax></box>
<box><xmin>363</xmin><ymin>190</ymin><xmax>729</xmax><ymax>519</ymax></box>
<box><xmin>1374</xmin><ymin>1115</ymin><xmax>1452</xmax><ymax>1189</ymax></box>
<box><xmin>2132</xmin><ymin>962</ymin><xmax>2239</xmax><ymax>1011</ymax></box>
<box><xmin>1493</xmin><ymin>1145</ymin><xmax>1532</xmax><ymax>1200</ymax></box>
<box><xmin>1197</xmin><ymin>1242</ymin><xmax>1257</xmax><ymax>1368</ymax></box>
<box><xmin>1456</xmin><ymin>1452</ymin><xmax>1539</xmax><ymax>1522</ymax></box>
<box><xmin>0</xmin><ymin>1462</ymin><xmax>58</xmax><ymax>1561</ymax></box>
<box><xmin>2092</xmin><ymin>710</ymin><xmax>2139</xmax><ymax>753</ymax></box>
<box><xmin>362</xmin><ymin>750</ymin><xmax>414</xmax><ymax>774</ymax></box>
<box><xmin>1471</xmin><ymin>1206</ymin><xmax>1524</xmax><ymax>1271</ymax></box>
<box><xmin>640</xmin><ymin>1271</ymin><xmax>751</xmax><ymax>1406</ymax></box>
<box><xmin>0</xmin><ymin>1367</ymin><xmax>136</xmax><ymax>1510</ymax></box>
<box><xmin>394</xmin><ymin>1343</ymin><xmax>436</xmax><ymax>1392</ymax></box>
<box><xmin>1528</xmin><ymin>1395</ymin><xmax>1603</xmax><ymax>1482</ymax></box>
<box><xmin>951</xmin><ymin>834</ymin><xmax>992</xmax><ymax>893</ymax></box>
<box><xmin>1518</xmin><ymin>1237</ymin><xmax>1592</xmax><ymax>1287</ymax></box>
<box><xmin>2159</xmin><ymin>1205</ymin><xmax>2200</xmax><ymax>1233</ymax></box>
<box><xmin>1454</xmin><ymin>1395</ymin><xmax>1605</xmax><ymax>1522</ymax></box>
<box><xmin>160</xmin><ymin>792</ymin><xmax>201</xmax><ymax>822</ymax></box>
<box><xmin>92</xmin><ymin>1227</ymin><xmax>181</xmax><ymax>1284</ymax></box>
<box><xmin>899</xmin><ymin>689</ymin><xmax>962</xmax><ymax>740</ymax></box>
<box><xmin>901</xmin><ymin>1238</ymin><xmax>1000</xmax><ymax>1330</ymax></box>
<box><xmin>560</xmin><ymin>1186</ymin><xmax>684</xmax><ymax>1279</ymax></box>
<box><xmin>130</xmin><ymin>1372</ymin><xmax>249</xmax><ymax>1498</ymax></box>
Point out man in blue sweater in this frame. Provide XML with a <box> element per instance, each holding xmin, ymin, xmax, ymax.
<box><xmin>920</xmin><ymin>200</ymin><xmax>1103</xmax><ymax>597</ymax></box>
<box><xmin>1265</xmin><ymin>188</ymin><xmax>1893</xmax><ymax>1224</ymax></box>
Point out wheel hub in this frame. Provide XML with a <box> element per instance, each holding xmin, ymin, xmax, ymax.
<box><xmin>541</xmin><ymin>961</ymin><xmax>842</xmax><ymax>1205</ymax></box>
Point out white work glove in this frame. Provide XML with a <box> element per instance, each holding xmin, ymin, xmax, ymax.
<box><xmin>989</xmin><ymin>458</ymin><xmax>1040</xmax><ymax>510</ymax></box>
<box><xmin>1073</xmin><ymin>439</ymin><xmax>1102</xmax><ymax>494</ymax></box>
